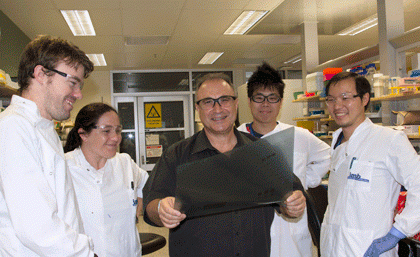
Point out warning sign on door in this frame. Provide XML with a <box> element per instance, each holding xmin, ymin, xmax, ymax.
<box><xmin>145</xmin><ymin>103</ymin><xmax>162</xmax><ymax>128</ymax></box>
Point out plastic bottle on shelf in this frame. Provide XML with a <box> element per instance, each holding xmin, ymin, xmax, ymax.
<box><xmin>365</xmin><ymin>63</ymin><xmax>377</xmax><ymax>86</ymax></box>
<box><xmin>373</xmin><ymin>73</ymin><xmax>384</xmax><ymax>97</ymax></box>
<box><xmin>381</xmin><ymin>75</ymin><xmax>390</xmax><ymax>95</ymax></box>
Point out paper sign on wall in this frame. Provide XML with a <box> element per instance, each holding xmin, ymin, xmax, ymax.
<box><xmin>146</xmin><ymin>145</ymin><xmax>163</xmax><ymax>158</ymax></box>
<box><xmin>145</xmin><ymin>103</ymin><xmax>162</xmax><ymax>128</ymax></box>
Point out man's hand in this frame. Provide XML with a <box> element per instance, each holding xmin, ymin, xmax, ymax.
<box><xmin>281</xmin><ymin>190</ymin><xmax>306</xmax><ymax>218</ymax></box>
<box><xmin>158</xmin><ymin>197</ymin><xmax>187</xmax><ymax>228</ymax></box>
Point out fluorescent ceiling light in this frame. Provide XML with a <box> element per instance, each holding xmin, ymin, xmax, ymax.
<box><xmin>224</xmin><ymin>10</ymin><xmax>268</xmax><ymax>35</ymax></box>
<box><xmin>86</xmin><ymin>54</ymin><xmax>107</xmax><ymax>66</ymax></box>
<box><xmin>198</xmin><ymin>52</ymin><xmax>224</xmax><ymax>65</ymax></box>
<box><xmin>337</xmin><ymin>14</ymin><xmax>377</xmax><ymax>36</ymax></box>
<box><xmin>284</xmin><ymin>54</ymin><xmax>301</xmax><ymax>64</ymax></box>
<box><xmin>61</xmin><ymin>10</ymin><xmax>96</xmax><ymax>36</ymax></box>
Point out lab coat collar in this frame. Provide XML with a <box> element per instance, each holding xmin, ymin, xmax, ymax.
<box><xmin>11</xmin><ymin>95</ymin><xmax>54</xmax><ymax>129</ymax></box>
<box><xmin>332</xmin><ymin>117</ymin><xmax>373</xmax><ymax>154</ymax></box>
<box><xmin>70</xmin><ymin>148</ymin><xmax>109</xmax><ymax>173</ymax></box>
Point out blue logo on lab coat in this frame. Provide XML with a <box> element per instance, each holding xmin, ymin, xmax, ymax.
<box><xmin>133</xmin><ymin>199</ymin><xmax>138</xmax><ymax>206</ymax></box>
<box><xmin>347</xmin><ymin>172</ymin><xmax>369</xmax><ymax>183</ymax></box>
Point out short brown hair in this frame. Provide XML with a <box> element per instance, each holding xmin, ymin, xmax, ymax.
<box><xmin>18</xmin><ymin>35</ymin><xmax>94</xmax><ymax>93</ymax></box>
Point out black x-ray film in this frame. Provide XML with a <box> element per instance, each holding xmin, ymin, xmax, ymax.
<box><xmin>174</xmin><ymin>127</ymin><xmax>295</xmax><ymax>218</ymax></box>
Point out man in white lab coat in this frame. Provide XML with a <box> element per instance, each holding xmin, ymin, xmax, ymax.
<box><xmin>320</xmin><ymin>71</ymin><xmax>420</xmax><ymax>257</ymax></box>
<box><xmin>238</xmin><ymin>62</ymin><xmax>331</xmax><ymax>256</ymax></box>
<box><xmin>0</xmin><ymin>35</ymin><xmax>97</xmax><ymax>256</ymax></box>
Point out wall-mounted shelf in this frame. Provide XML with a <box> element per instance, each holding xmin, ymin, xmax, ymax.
<box><xmin>293</xmin><ymin>115</ymin><xmax>331</xmax><ymax>121</ymax></box>
<box><xmin>292</xmin><ymin>95</ymin><xmax>324</xmax><ymax>103</ymax></box>
<box><xmin>370</xmin><ymin>91</ymin><xmax>420</xmax><ymax>102</ymax></box>
<box><xmin>0</xmin><ymin>83</ymin><xmax>18</xmax><ymax>98</ymax></box>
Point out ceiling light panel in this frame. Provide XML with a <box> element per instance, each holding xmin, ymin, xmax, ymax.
<box><xmin>337</xmin><ymin>14</ymin><xmax>378</xmax><ymax>36</ymax></box>
<box><xmin>86</xmin><ymin>54</ymin><xmax>107</xmax><ymax>66</ymax></box>
<box><xmin>61</xmin><ymin>10</ymin><xmax>96</xmax><ymax>36</ymax></box>
<box><xmin>284</xmin><ymin>54</ymin><xmax>301</xmax><ymax>64</ymax></box>
<box><xmin>224</xmin><ymin>10</ymin><xmax>268</xmax><ymax>35</ymax></box>
<box><xmin>198</xmin><ymin>52</ymin><xmax>224</xmax><ymax>65</ymax></box>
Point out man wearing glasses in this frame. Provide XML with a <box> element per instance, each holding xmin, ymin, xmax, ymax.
<box><xmin>320</xmin><ymin>72</ymin><xmax>420</xmax><ymax>257</ymax></box>
<box><xmin>0</xmin><ymin>35</ymin><xmax>97</xmax><ymax>256</ymax></box>
<box><xmin>238</xmin><ymin>62</ymin><xmax>330</xmax><ymax>257</ymax></box>
<box><xmin>143</xmin><ymin>72</ymin><xmax>306</xmax><ymax>256</ymax></box>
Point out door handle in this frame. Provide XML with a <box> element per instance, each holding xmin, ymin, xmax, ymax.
<box><xmin>141</xmin><ymin>155</ymin><xmax>145</xmax><ymax>165</ymax></box>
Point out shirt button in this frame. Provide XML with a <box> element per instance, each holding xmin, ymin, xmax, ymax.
<box><xmin>97</xmin><ymin>181</ymin><xmax>100</xmax><ymax>184</ymax></box>
<box><xmin>236</xmin><ymin>253</ymin><xmax>240</xmax><ymax>256</ymax></box>
<box><xmin>49</xmin><ymin>172</ymin><xmax>53</xmax><ymax>175</ymax></box>
<box><xmin>235</xmin><ymin>232</ymin><xmax>239</xmax><ymax>236</ymax></box>
<box><xmin>345</xmin><ymin>153</ymin><xmax>348</xmax><ymax>156</ymax></box>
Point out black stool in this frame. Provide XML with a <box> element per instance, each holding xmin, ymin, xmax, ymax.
<box><xmin>140</xmin><ymin>233</ymin><xmax>166</xmax><ymax>255</ymax></box>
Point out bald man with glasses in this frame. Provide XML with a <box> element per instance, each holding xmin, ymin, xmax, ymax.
<box><xmin>143</xmin><ymin>72</ymin><xmax>306</xmax><ymax>257</ymax></box>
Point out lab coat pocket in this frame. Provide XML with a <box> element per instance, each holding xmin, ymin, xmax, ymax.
<box><xmin>345</xmin><ymin>160</ymin><xmax>373</xmax><ymax>192</ymax></box>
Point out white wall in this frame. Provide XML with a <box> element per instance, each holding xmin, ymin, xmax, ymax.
<box><xmin>237</xmin><ymin>79</ymin><xmax>304</xmax><ymax>126</ymax></box>
<box><xmin>69</xmin><ymin>70</ymin><xmax>111</xmax><ymax>122</ymax></box>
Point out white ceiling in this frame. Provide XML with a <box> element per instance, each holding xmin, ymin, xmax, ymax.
<box><xmin>1</xmin><ymin>0</ymin><xmax>420</xmax><ymax>72</ymax></box>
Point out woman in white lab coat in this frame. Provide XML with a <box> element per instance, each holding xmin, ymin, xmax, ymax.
<box><xmin>64</xmin><ymin>103</ymin><xmax>149</xmax><ymax>257</ymax></box>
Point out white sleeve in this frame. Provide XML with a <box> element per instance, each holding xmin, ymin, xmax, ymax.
<box><xmin>301</xmin><ymin>129</ymin><xmax>331</xmax><ymax>188</ymax></box>
<box><xmin>0</xmin><ymin>118</ymin><xmax>94</xmax><ymax>256</ymax></box>
<box><xmin>387</xmin><ymin>132</ymin><xmax>420</xmax><ymax>237</ymax></box>
<box><xmin>131</xmin><ymin>158</ymin><xmax>149</xmax><ymax>198</ymax></box>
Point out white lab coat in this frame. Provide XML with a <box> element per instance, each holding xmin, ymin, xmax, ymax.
<box><xmin>238</xmin><ymin>122</ymin><xmax>330</xmax><ymax>257</ymax></box>
<box><xmin>66</xmin><ymin>148</ymin><xmax>149</xmax><ymax>257</ymax></box>
<box><xmin>0</xmin><ymin>95</ymin><xmax>94</xmax><ymax>256</ymax></box>
<box><xmin>320</xmin><ymin>118</ymin><xmax>420</xmax><ymax>257</ymax></box>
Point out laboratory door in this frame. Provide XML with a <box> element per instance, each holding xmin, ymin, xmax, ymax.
<box><xmin>138</xmin><ymin>95</ymin><xmax>191</xmax><ymax>171</ymax></box>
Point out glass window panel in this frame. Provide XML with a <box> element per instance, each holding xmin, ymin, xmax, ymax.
<box><xmin>144</xmin><ymin>101</ymin><xmax>184</xmax><ymax>129</ymax></box>
<box><xmin>118</xmin><ymin>102</ymin><xmax>135</xmax><ymax>129</ymax></box>
<box><xmin>113</xmin><ymin>72</ymin><xmax>189</xmax><ymax>93</ymax></box>
<box><xmin>120</xmin><ymin>132</ymin><xmax>136</xmax><ymax>161</ymax></box>
<box><xmin>145</xmin><ymin>131</ymin><xmax>185</xmax><ymax>165</ymax></box>
<box><xmin>192</xmin><ymin>71</ymin><xmax>233</xmax><ymax>91</ymax></box>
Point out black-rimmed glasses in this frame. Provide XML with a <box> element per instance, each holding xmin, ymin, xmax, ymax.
<box><xmin>196</xmin><ymin>95</ymin><xmax>237</xmax><ymax>110</ymax></box>
<box><xmin>251</xmin><ymin>94</ymin><xmax>281</xmax><ymax>103</ymax></box>
<box><xmin>44</xmin><ymin>68</ymin><xmax>84</xmax><ymax>90</ymax></box>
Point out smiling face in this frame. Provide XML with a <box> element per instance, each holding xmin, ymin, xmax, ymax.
<box><xmin>249</xmin><ymin>87</ymin><xmax>282</xmax><ymax>126</ymax></box>
<box><xmin>80</xmin><ymin>111</ymin><xmax>122</xmax><ymax>164</ymax></box>
<box><xmin>195</xmin><ymin>78</ymin><xmax>238</xmax><ymax>137</ymax></box>
<box><xmin>41</xmin><ymin>61</ymin><xmax>84</xmax><ymax>121</ymax></box>
<box><xmin>327</xmin><ymin>78</ymin><xmax>369</xmax><ymax>137</ymax></box>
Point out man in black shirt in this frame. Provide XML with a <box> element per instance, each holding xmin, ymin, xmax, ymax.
<box><xmin>143</xmin><ymin>73</ymin><xmax>306</xmax><ymax>256</ymax></box>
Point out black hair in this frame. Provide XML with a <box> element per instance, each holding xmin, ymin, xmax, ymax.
<box><xmin>247</xmin><ymin>62</ymin><xmax>285</xmax><ymax>98</ymax></box>
<box><xmin>64</xmin><ymin>103</ymin><xmax>118</xmax><ymax>153</ymax></box>
<box><xmin>325</xmin><ymin>71</ymin><xmax>371</xmax><ymax>110</ymax></box>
